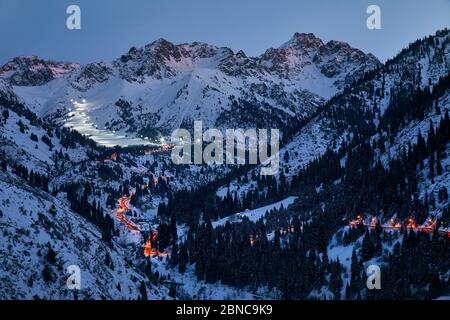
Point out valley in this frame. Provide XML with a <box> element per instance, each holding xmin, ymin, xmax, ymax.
<box><xmin>0</xmin><ymin>28</ymin><xmax>449</xmax><ymax>300</ymax></box>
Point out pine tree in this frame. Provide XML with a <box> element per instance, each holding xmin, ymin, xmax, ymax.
<box><xmin>45</xmin><ymin>246</ymin><xmax>57</xmax><ymax>264</ymax></box>
<box><xmin>428</xmin><ymin>272</ymin><xmax>442</xmax><ymax>299</ymax></box>
<box><xmin>330</xmin><ymin>268</ymin><xmax>343</xmax><ymax>299</ymax></box>
<box><xmin>350</xmin><ymin>249</ymin><xmax>362</xmax><ymax>296</ymax></box>
<box><xmin>178</xmin><ymin>244</ymin><xmax>188</xmax><ymax>274</ymax></box>
<box><xmin>170</xmin><ymin>243</ymin><xmax>179</xmax><ymax>267</ymax></box>
<box><xmin>0</xmin><ymin>160</ymin><xmax>6</xmax><ymax>171</ymax></box>
<box><xmin>169</xmin><ymin>284</ymin><xmax>177</xmax><ymax>299</ymax></box>
<box><xmin>144</xmin><ymin>260</ymin><xmax>152</xmax><ymax>280</ymax></box>
<box><xmin>42</xmin><ymin>265</ymin><xmax>53</xmax><ymax>283</ymax></box>
<box><xmin>139</xmin><ymin>281</ymin><xmax>148</xmax><ymax>300</ymax></box>
<box><xmin>361</xmin><ymin>231</ymin><xmax>374</xmax><ymax>262</ymax></box>
<box><xmin>49</xmin><ymin>204</ymin><xmax>57</xmax><ymax>215</ymax></box>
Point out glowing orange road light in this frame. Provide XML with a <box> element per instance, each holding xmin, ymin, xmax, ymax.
<box><xmin>349</xmin><ymin>216</ymin><xmax>449</xmax><ymax>237</ymax></box>
<box><xmin>349</xmin><ymin>215</ymin><xmax>364</xmax><ymax>227</ymax></box>
<box><xmin>143</xmin><ymin>238</ymin><xmax>155</xmax><ymax>257</ymax></box>
<box><xmin>114</xmin><ymin>185</ymin><xmax>171</xmax><ymax>257</ymax></box>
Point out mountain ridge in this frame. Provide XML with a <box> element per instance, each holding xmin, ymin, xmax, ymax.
<box><xmin>0</xmin><ymin>32</ymin><xmax>380</xmax><ymax>143</ymax></box>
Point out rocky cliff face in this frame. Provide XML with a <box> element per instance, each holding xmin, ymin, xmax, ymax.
<box><xmin>0</xmin><ymin>56</ymin><xmax>79</xmax><ymax>87</ymax></box>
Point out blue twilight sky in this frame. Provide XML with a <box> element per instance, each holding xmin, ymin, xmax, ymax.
<box><xmin>0</xmin><ymin>0</ymin><xmax>449</xmax><ymax>66</ymax></box>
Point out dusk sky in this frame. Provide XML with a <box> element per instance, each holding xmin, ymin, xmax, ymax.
<box><xmin>0</xmin><ymin>0</ymin><xmax>449</xmax><ymax>65</ymax></box>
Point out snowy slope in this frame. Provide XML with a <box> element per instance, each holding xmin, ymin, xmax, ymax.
<box><xmin>0</xmin><ymin>83</ymin><xmax>168</xmax><ymax>300</ymax></box>
<box><xmin>0</xmin><ymin>170</ymin><xmax>166</xmax><ymax>299</ymax></box>
<box><xmin>212</xmin><ymin>196</ymin><xmax>297</xmax><ymax>228</ymax></box>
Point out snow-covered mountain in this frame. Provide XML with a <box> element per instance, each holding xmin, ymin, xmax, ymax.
<box><xmin>261</xmin><ymin>32</ymin><xmax>380</xmax><ymax>95</ymax></box>
<box><xmin>1</xmin><ymin>33</ymin><xmax>379</xmax><ymax>144</ymax></box>
<box><xmin>1</xmin><ymin>29</ymin><xmax>449</xmax><ymax>300</ymax></box>
<box><xmin>239</xmin><ymin>29</ymin><xmax>450</xmax><ymax>186</ymax></box>
<box><xmin>0</xmin><ymin>56</ymin><xmax>79</xmax><ymax>87</ymax></box>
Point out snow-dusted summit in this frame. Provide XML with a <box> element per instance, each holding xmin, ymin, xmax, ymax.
<box><xmin>1</xmin><ymin>34</ymin><xmax>380</xmax><ymax>143</ymax></box>
<box><xmin>0</xmin><ymin>56</ymin><xmax>79</xmax><ymax>87</ymax></box>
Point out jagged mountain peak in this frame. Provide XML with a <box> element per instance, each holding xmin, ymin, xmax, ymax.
<box><xmin>0</xmin><ymin>56</ymin><xmax>79</xmax><ymax>86</ymax></box>
<box><xmin>264</xmin><ymin>32</ymin><xmax>380</xmax><ymax>67</ymax></box>
<box><xmin>280</xmin><ymin>32</ymin><xmax>325</xmax><ymax>49</ymax></box>
<box><xmin>1</xmin><ymin>33</ymin><xmax>382</xmax><ymax>142</ymax></box>
<box><xmin>259</xmin><ymin>33</ymin><xmax>380</xmax><ymax>95</ymax></box>
<box><xmin>114</xmin><ymin>39</ymin><xmax>236</xmax><ymax>81</ymax></box>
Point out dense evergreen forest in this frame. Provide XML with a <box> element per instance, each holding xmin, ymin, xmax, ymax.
<box><xmin>163</xmin><ymin>68</ymin><xmax>450</xmax><ymax>299</ymax></box>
